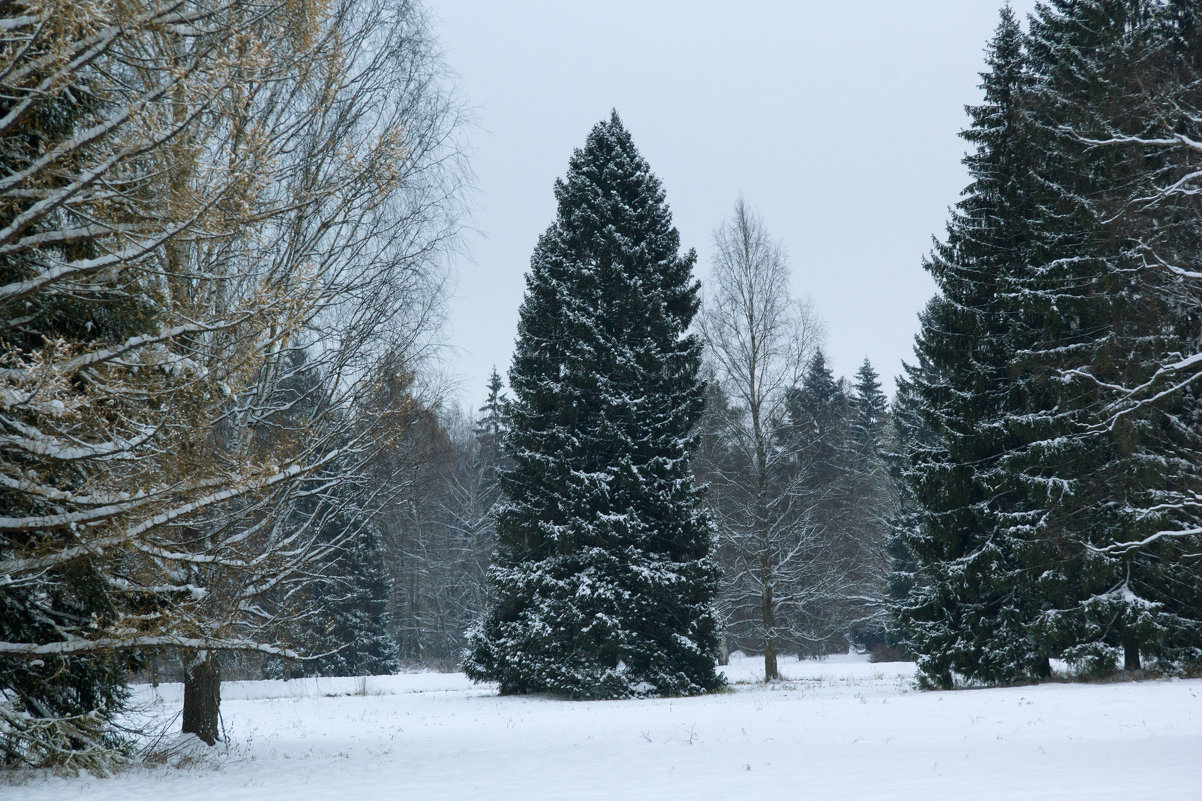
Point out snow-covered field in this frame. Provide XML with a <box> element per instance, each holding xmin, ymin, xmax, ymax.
<box><xmin>14</xmin><ymin>654</ymin><xmax>1201</xmax><ymax>800</ymax></box>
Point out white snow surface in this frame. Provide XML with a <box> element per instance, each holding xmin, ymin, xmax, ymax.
<box><xmin>15</xmin><ymin>653</ymin><xmax>1200</xmax><ymax>800</ymax></box>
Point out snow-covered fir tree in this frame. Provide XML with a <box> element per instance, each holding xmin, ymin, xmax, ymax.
<box><xmin>292</xmin><ymin>511</ymin><xmax>399</xmax><ymax>678</ymax></box>
<box><xmin>1010</xmin><ymin>0</ymin><xmax>1202</xmax><ymax>674</ymax></box>
<box><xmin>786</xmin><ymin>353</ymin><xmax>848</xmax><ymax>461</ymax></box>
<box><xmin>900</xmin><ymin>7</ymin><xmax>1049</xmax><ymax>687</ymax></box>
<box><xmin>0</xmin><ymin>13</ymin><xmax>141</xmax><ymax>766</ymax></box>
<box><xmin>843</xmin><ymin>358</ymin><xmax>893</xmax><ymax>647</ymax></box>
<box><xmin>475</xmin><ymin>367</ymin><xmax>510</xmax><ymax>464</ymax></box>
<box><xmin>849</xmin><ymin>358</ymin><xmax>888</xmax><ymax>459</ymax></box>
<box><xmin>899</xmin><ymin>1</ymin><xmax>1202</xmax><ymax>684</ymax></box>
<box><xmin>463</xmin><ymin>112</ymin><xmax>723</xmax><ymax>698</ymax></box>
<box><xmin>782</xmin><ymin>353</ymin><xmax>854</xmax><ymax>547</ymax></box>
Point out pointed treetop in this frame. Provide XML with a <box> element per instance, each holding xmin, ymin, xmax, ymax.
<box><xmin>549</xmin><ymin>110</ymin><xmax>682</xmax><ymax>266</ymax></box>
<box><xmin>806</xmin><ymin>350</ymin><xmax>836</xmax><ymax>387</ymax></box>
<box><xmin>851</xmin><ymin>357</ymin><xmax>888</xmax><ymax>453</ymax></box>
<box><xmin>476</xmin><ymin>365</ymin><xmax>509</xmax><ymax>445</ymax></box>
<box><xmin>482</xmin><ymin>366</ymin><xmax>505</xmax><ymax>407</ymax></box>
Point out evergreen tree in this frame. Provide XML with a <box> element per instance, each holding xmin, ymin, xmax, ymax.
<box><xmin>1012</xmin><ymin>0</ymin><xmax>1202</xmax><ymax>674</ymax></box>
<box><xmin>463</xmin><ymin>112</ymin><xmax>722</xmax><ymax>698</ymax></box>
<box><xmin>262</xmin><ymin>355</ymin><xmax>398</xmax><ymax>678</ymax></box>
<box><xmin>0</xmin><ymin>13</ymin><xmax>136</xmax><ymax>766</ymax></box>
<box><xmin>902</xmin><ymin>2</ymin><xmax>1202</xmax><ymax>683</ymax></box>
<box><xmin>786</xmin><ymin>352</ymin><xmax>849</xmax><ymax>465</ymax></box>
<box><xmin>777</xmin><ymin>351</ymin><xmax>862</xmax><ymax>654</ymax></box>
<box><xmin>296</xmin><ymin>512</ymin><xmax>399</xmax><ymax>678</ymax></box>
<box><xmin>844</xmin><ymin>358</ymin><xmax>892</xmax><ymax>648</ymax></box>
<box><xmin>475</xmin><ymin>367</ymin><xmax>510</xmax><ymax>467</ymax></box>
<box><xmin>263</xmin><ymin>376</ymin><xmax>400</xmax><ymax>680</ymax></box>
<box><xmin>849</xmin><ymin>358</ymin><xmax>888</xmax><ymax>459</ymax></box>
<box><xmin>783</xmin><ymin>353</ymin><xmax>853</xmax><ymax>543</ymax></box>
<box><xmin>439</xmin><ymin>370</ymin><xmax>510</xmax><ymax>641</ymax></box>
<box><xmin>902</xmin><ymin>8</ymin><xmax>1047</xmax><ymax>687</ymax></box>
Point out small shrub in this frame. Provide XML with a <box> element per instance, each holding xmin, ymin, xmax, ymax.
<box><xmin>1062</xmin><ymin>644</ymin><xmax>1120</xmax><ymax>680</ymax></box>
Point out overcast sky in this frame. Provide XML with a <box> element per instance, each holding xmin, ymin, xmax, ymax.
<box><xmin>432</xmin><ymin>0</ymin><xmax>1039</xmax><ymax>408</ymax></box>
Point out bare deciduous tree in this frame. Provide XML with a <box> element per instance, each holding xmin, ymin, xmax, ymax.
<box><xmin>0</xmin><ymin>0</ymin><xmax>464</xmax><ymax>765</ymax></box>
<box><xmin>698</xmin><ymin>198</ymin><xmax>827</xmax><ymax>681</ymax></box>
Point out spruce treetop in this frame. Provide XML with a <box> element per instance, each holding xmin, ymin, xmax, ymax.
<box><xmin>851</xmin><ymin>357</ymin><xmax>888</xmax><ymax>455</ymax></box>
<box><xmin>475</xmin><ymin>366</ymin><xmax>508</xmax><ymax>446</ymax></box>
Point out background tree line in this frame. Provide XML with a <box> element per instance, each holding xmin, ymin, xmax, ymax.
<box><xmin>365</xmin><ymin>0</ymin><xmax>1202</xmax><ymax>697</ymax></box>
<box><xmin>333</xmin><ymin>0</ymin><xmax>1202</xmax><ymax>699</ymax></box>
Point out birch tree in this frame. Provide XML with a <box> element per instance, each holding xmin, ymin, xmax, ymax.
<box><xmin>698</xmin><ymin>199</ymin><xmax>828</xmax><ymax>681</ymax></box>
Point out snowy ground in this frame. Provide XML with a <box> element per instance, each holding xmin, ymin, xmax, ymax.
<box><xmin>14</xmin><ymin>654</ymin><xmax>1201</xmax><ymax>800</ymax></box>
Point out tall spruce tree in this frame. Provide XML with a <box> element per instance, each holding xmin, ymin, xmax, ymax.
<box><xmin>786</xmin><ymin>353</ymin><xmax>849</xmax><ymax>476</ymax></box>
<box><xmin>269</xmin><ymin>502</ymin><xmax>399</xmax><ymax>679</ymax></box>
<box><xmin>902</xmin><ymin>8</ymin><xmax>1047</xmax><ymax>687</ymax></box>
<box><xmin>1013</xmin><ymin>0</ymin><xmax>1202</xmax><ymax>674</ymax></box>
<box><xmin>475</xmin><ymin>367</ymin><xmax>509</xmax><ymax>463</ymax></box>
<box><xmin>844</xmin><ymin>358</ymin><xmax>893</xmax><ymax>647</ymax></box>
<box><xmin>463</xmin><ymin>112</ymin><xmax>722</xmax><ymax>698</ymax></box>
<box><xmin>304</xmin><ymin>513</ymin><xmax>398</xmax><ymax>678</ymax></box>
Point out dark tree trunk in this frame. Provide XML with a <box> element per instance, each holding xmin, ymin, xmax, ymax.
<box><xmin>1123</xmin><ymin>634</ymin><xmax>1141</xmax><ymax>673</ymax></box>
<box><xmin>1035</xmin><ymin>656</ymin><xmax>1052</xmax><ymax>680</ymax></box>
<box><xmin>763</xmin><ymin>637</ymin><xmax>779</xmax><ymax>682</ymax></box>
<box><xmin>762</xmin><ymin>582</ymin><xmax>779</xmax><ymax>682</ymax></box>
<box><xmin>182</xmin><ymin>650</ymin><xmax>221</xmax><ymax>745</ymax></box>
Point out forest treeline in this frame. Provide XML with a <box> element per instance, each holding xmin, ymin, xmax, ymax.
<box><xmin>3</xmin><ymin>0</ymin><xmax>1202</xmax><ymax>776</ymax></box>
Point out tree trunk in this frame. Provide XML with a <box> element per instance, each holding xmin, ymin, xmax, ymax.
<box><xmin>182</xmin><ymin>650</ymin><xmax>222</xmax><ymax>745</ymax></box>
<box><xmin>762</xmin><ymin>583</ymin><xmax>779</xmax><ymax>681</ymax></box>
<box><xmin>1123</xmin><ymin>634</ymin><xmax>1141</xmax><ymax>673</ymax></box>
<box><xmin>1035</xmin><ymin>656</ymin><xmax>1052</xmax><ymax>680</ymax></box>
